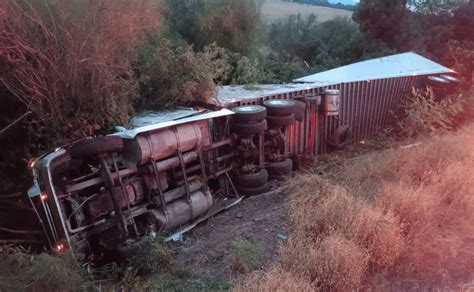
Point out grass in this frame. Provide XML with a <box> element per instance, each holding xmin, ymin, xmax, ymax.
<box><xmin>0</xmin><ymin>247</ymin><xmax>92</xmax><ymax>291</ymax></box>
<box><xmin>231</xmin><ymin>238</ymin><xmax>261</xmax><ymax>274</ymax></box>
<box><xmin>117</xmin><ymin>241</ymin><xmax>229</xmax><ymax>291</ymax></box>
<box><xmin>0</xmin><ymin>241</ymin><xmax>229</xmax><ymax>292</ymax></box>
<box><xmin>234</xmin><ymin>121</ymin><xmax>474</xmax><ymax>290</ymax></box>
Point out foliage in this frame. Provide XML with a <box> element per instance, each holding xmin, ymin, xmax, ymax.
<box><xmin>117</xmin><ymin>241</ymin><xmax>229</xmax><ymax>291</ymax></box>
<box><xmin>290</xmin><ymin>0</ymin><xmax>357</xmax><ymax>11</ymax></box>
<box><xmin>354</xmin><ymin>0</ymin><xmax>474</xmax><ymax>86</ymax></box>
<box><xmin>165</xmin><ymin>0</ymin><xmax>264</xmax><ymax>55</ymax></box>
<box><xmin>198</xmin><ymin>0</ymin><xmax>264</xmax><ymax>55</ymax></box>
<box><xmin>136</xmin><ymin>39</ymin><xmax>230</xmax><ymax>109</ymax></box>
<box><xmin>0</xmin><ymin>248</ymin><xmax>92</xmax><ymax>291</ymax></box>
<box><xmin>397</xmin><ymin>87</ymin><xmax>464</xmax><ymax>137</ymax></box>
<box><xmin>0</xmin><ymin>242</ymin><xmax>229</xmax><ymax>291</ymax></box>
<box><xmin>353</xmin><ymin>0</ymin><xmax>411</xmax><ymax>50</ymax></box>
<box><xmin>0</xmin><ymin>0</ymin><xmax>163</xmax><ymax>194</ymax></box>
<box><xmin>259</xmin><ymin>57</ymin><xmax>308</xmax><ymax>84</ymax></box>
<box><xmin>216</xmin><ymin>51</ymin><xmax>307</xmax><ymax>84</ymax></box>
<box><xmin>230</xmin><ymin>237</ymin><xmax>261</xmax><ymax>274</ymax></box>
<box><xmin>137</xmin><ymin>39</ymin><xmax>307</xmax><ymax>106</ymax></box>
<box><xmin>268</xmin><ymin>15</ymin><xmax>365</xmax><ymax>73</ymax></box>
<box><xmin>0</xmin><ymin>0</ymin><xmax>163</xmax><ymax>145</ymax></box>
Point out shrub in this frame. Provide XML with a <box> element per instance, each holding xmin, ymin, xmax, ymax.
<box><xmin>0</xmin><ymin>0</ymin><xmax>163</xmax><ymax>144</ymax></box>
<box><xmin>397</xmin><ymin>87</ymin><xmax>463</xmax><ymax>138</ymax></box>
<box><xmin>137</xmin><ymin>40</ymin><xmax>229</xmax><ymax>108</ymax></box>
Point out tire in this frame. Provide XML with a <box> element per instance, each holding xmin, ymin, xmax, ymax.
<box><xmin>269</xmin><ymin>173</ymin><xmax>292</xmax><ymax>181</ymax></box>
<box><xmin>294</xmin><ymin>100</ymin><xmax>306</xmax><ymax>122</ymax></box>
<box><xmin>305</xmin><ymin>94</ymin><xmax>321</xmax><ymax>105</ymax></box>
<box><xmin>440</xmin><ymin>74</ymin><xmax>461</xmax><ymax>85</ymax></box>
<box><xmin>232</xmin><ymin>105</ymin><xmax>267</xmax><ymax>123</ymax></box>
<box><xmin>328</xmin><ymin>125</ymin><xmax>353</xmax><ymax>149</ymax></box>
<box><xmin>234</xmin><ymin>169</ymin><xmax>268</xmax><ymax>188</ymax></box>
<box><xmin>267</xmin><ymin>158</ymin><xmax>293</xmax><ymax>176</ymax></box>
<box><xmin>427</xmin><ymin>76</ymin><xmax>449</xmax><ymax>89</ymax></box>
<box><xmin>70</xmin><ymin>136</ymin><xmax>124</xmax><ymax>159</ymax></box>
<box><xmin>263</xmin><ymin>99</ymin><xmax>295</xmax><ymax>116</ymax></box>
<box><xmin>236</xmin><ymin>183</ymin><xmax>270</xmax><ymax>196</ymax></box>
<box><xmin>231</xmin><ymin>119</ymin><xmax>267</xmax><ymax>135</ymax></box>
<box><xmin>114</xmin><ymin>237</ymin><xmax>151</xmax><ymax>259</ymax></box>
<box><xmin>267</xmin><ymin>114</ymin><xmax>295</xmax><ymax>128</ymax></box>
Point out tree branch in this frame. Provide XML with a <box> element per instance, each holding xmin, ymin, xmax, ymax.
<box><xmin>0</xmin><ymin>110</ymin><xmax>32</xmax><ymax>136</ymax></box>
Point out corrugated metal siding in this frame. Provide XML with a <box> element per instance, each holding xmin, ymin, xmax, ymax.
<box><xmin>230</xmin><ymin>75</ymin><xmax>425</xmax><ymax>158</ymax></box>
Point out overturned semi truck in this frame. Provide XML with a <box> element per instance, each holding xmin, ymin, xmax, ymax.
<box><xmin>27</xmin><ymin>52</ymin><xmax>460</xmax><ymax>257</ymax></box>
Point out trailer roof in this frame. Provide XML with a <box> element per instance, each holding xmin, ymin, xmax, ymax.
<box><xmin>216</xmin><ymin>52</ymin><xmax>453</xmax><ymax>105</ymax></box>
<box><xmin>115</xmin><ymin>109</ymin><xmax>234</xmax><ymax>139</ymax></box>
<box><xmin>294</xmin><ymin>52</ymin><xmax>454</xmax><ymax>84</ymax></box>
<box><xmin>217</xmin><ymin>83</ymin><xmax>314</xmax><ymax>105</ymax></box>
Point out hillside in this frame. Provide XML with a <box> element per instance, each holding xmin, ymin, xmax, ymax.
<box><xmin>261</xmin><ymin>0</ymin><xmax>353</xmax><ymax>23</ymax></box>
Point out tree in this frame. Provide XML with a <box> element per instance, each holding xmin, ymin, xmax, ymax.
<box><xmin>165</xmin><ymin>0</ymin><xmax>263</xmax><ymax>55</ymax></box>
<box><xmin>268</xmin><ymin>14</ymin><xmax>365</xmax><ymax>72</ymax></box>
<box><xmin>353</xmin><ymin>0</ymin><xmax>412</xmax><ymax>50</ymax></box>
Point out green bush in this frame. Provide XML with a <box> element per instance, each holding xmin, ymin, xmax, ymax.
<box><xmin>267</xmin><ymin>14</ymin><xmax>366</xmax><ymax>73</ymax></box>
<box><xmin>137</xmin><ymin>39</ymin><xmax>230</xmax><ymax>108</ymax></box>
<box><xmin>397</xmin><ymin>87</ymin><xmax>464</xmax><ymax>138</ymax></box>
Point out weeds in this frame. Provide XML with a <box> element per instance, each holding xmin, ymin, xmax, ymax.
<box><xmin>230</xmin><ymin>238</ymin><xmax>260</xmax><ymax>274</ymax></box>
<box><xmin>118</xmin><ymin>241</ymin><xmax>229</xmax><ymax>291</ymax></box>
<box><xmin>234</xmin><ymin>266</ymin><xmax>314</xmax><ymax>292</ymax></box>
<box><xmin>397</xmin><ymin>87</ymin><xmax>463</xmax><ymax>138</ymax></box>
<box><xmin>0</xmin><ymin>248</ymin><xmax>92</xmax><ymax>291</ymax></box>
<box><xmin>236</xmin><ymin>123</ymin><xmax>474</xmax><ymax>290</ymax></box>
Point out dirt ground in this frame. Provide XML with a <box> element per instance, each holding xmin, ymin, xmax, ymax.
<box><xmin>170</xmin><ymin>184</ymin><xmax>289</xmax><ymax>283</ymax></box>
<box><xmin>261</xmin><ymin>0</ymin><xmax>353</xmax><ymax>23</ymax></box>
<box><xmin>168</xmin><ymin>139</ymin><xmax>391</xmax><ymax>285</ymax></box>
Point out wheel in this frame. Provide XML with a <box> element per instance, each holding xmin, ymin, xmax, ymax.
<box><xmin>113</xmin><ymin>237</ymin><xmax>151</xmax><ymax>259</ymax></box>
<box><xmin>70</xmin><ymin>136</ymin><xmax>124</xmax><ymax>159</ymax></box>
<box><xmin>232</xmin><ymin>105</ymin><xmax>267</xmax><ymax>123</ymax></box>
<box><xmin>236</xmin><ymin>183</ymin><xmax>270</xmax><ymax>196</ymax></box>
<box><xmin>234</xmin><ymin>169</ymin><xmax>268</xmax><ymax>188</ymax></box>
<box><xmin>440</xmin><ymin>74</ymin><xmax>461</xmax><ymax>85</ymax></box>
<box><xmin>294</xmin><ymin>100</ymin><xmax>306</xmax><ymax>122</ymax></box>
<box><xmin>267</xmin><ymin>158</ymin><xmax>293</xmax><ymax>176</ymax></box>
<box><xmin>269</xmin><ymin>173</ymin><xmax>292</xmax><ymax>181</ymax></box>
<box><xmin>328</xmin><ymin>125</ymin><xmax>353</xmax><ymax>149</ymax></box>
<box><xmin>231</xmin><ymin>119</ymin><xmax>267</xmax><ymax>135</ymax></box>
<box><xmin>263</xmin><ymin>99</ymin><xmax>295</xmax><ymax>116</ymax></box>
<box><xmin>427</xmin><ymin>76</ymin><xmax>449</xmax><ymax>89</ymax></box>
<box><xmin>267</xmin><ymin>114</ymin><xmax>295</xmax><ymax>128</ymax></box>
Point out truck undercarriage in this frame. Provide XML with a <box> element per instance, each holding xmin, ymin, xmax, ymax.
<box><xmin>28</xmin><ymin>101</ymin><xmax>306</xmax><ymax>258</ymax></box>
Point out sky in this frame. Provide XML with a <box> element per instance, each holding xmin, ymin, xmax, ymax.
<box><xmin>328</xmin><ymin>0</ymin><xmax>359</xmax><ymax>5</ymax></box>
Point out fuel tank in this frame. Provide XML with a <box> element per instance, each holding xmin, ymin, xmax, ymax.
<box><xmin>149</xmin><ymin>188</ymin><xmax>213</xmax><ymax>231</ymax></box>
<box><xmin>123</xmin><ymin>123</ymin><xmax>203</xmax><ymax>165</ymax></box>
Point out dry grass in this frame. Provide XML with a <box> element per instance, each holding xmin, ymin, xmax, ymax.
<box><xmin>261</xmin><ymin>0</ymin><xmax>353</xmax><ymax>23</ymax></box>
<box><xmin>235</xmin><ymin>123</ymin><xmax>474</xmax><ymax>291</ymax></box>
<box><xmin>234</xmin><ymin>266</ymin><xmax>314</xmax><ymax>292</ymax></box>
